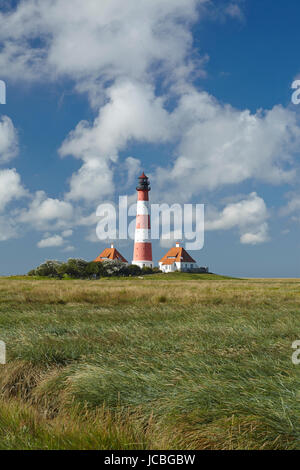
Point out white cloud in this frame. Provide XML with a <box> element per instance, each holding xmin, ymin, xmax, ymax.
<box><xmin>124</xmin><ymin>157</ymin><xmax>142</xmax><ymax>187</ymax></box>
<box><xmin>85</xmin><ymin>230</ymin><xmax>99</xmax><ymax>243</ymax></box>
<box><xmin>206</xmin><ymin>192</ymin><xmax>269</xmax><ymax>245</ymax></box>
<box><xmin>0</xmin><ymin>215</ymin><xmax>18</xmax><ymax>241</ymax></box>
<box><xmin>65</xmin><ymin>159</ymin><xmax>114</xmax><ymax>202</ymax></box>
<box><xmin>225</xmin><ymin>2</ymin><xmax>244</xmax><ymax>21</ymax></box>
<box><xmin>240</xmin><ymin>224</ymin><xmax>269</xmax><ymax>245</ymax></box>
<box><xmin>0</xmin><ymin>168</ymin><xmax>26</xmax><ymax>212</ymax></box>
<box><xmin>62</xmin><ymin>245</ymin><xmax>75</xmax><ymax>252</ymax></box>
<box><xmin>280</xmin><ymin>194</ymin><xmax>300</xmax><ymax>217</ymax></box>
<box><xmin>77</xmin><ymin>212</ymin><xmax>100</xmax><ymax>227</ymax></box>
<box><xmin>38</xmin><ymin>228</ymin><xmax>75</xmax><ymax>249</ymax></box>
<box><xmin>62</xmin><ymin>229</ymin><xmax>73</xmax><ymax>237</ymax></box>
<box><xmin>155</xmin><ymin>90</ymin><xmax>300</xmax><ymax>201</ymax></box>
<box><xmin>0</xmin><ymin>0</ymin><xmax>298</xmax><ymax>253</ymax></box>
<box><xmin>279</xmin><ymin>193</ymin><xmax>300</xmax><ymax>225</ymax></box>
<box><xmin>0</xmin><ymin>116</ymin><xmax>18</xmax><ymax>163</ymax></box>
<box><xmin>19</xmin><ymin>190</ymin><xmax>74</xmax><ymax>229</ymax></box>
<box><xmin>37</xmin><ymin>234</ymin><xmax>64</xmax><ymax>248</ymax></box>
<box><xmin>160</xmin><ymin>229</ymin><xmax>183</xmax><ymax>249</ymax></box>
<box><xmin>60</xmin><ymin>81</ymin><xmax>171</xmax><ymax>202</ymax></box>
<box><xmin>2</xmin><ymin>0</ymin><xmax>296</xmax><ymax>211</ymax></box>
<box><xmin>0</xmin><ymin>0</ymin><xmax>204</xmax><ymax>97</ymax></box>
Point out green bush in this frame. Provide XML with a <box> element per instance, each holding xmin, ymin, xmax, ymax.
<box><xmin>57</xmin><ymin>259</ymin><xmax>89</xmax><ymax>279</ymax></box>
<box><xmin>35</xmin><ymin>260</ymin><xmax>62</xmax><ymax>278</ymax></box>
<box><xmin>28</xmin><ymin>259</ymin><xmax>160</xmax><ymax>279</ymax></box>
<box><xmin>27</xmin><ymin>269</ymin><xmax>36</xmax><ymax>276</ymax></box>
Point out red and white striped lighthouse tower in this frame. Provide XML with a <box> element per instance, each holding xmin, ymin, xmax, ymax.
<box><xmin>132</xmin><ymin>172</ymin><xmax>153</xmax><ymax>268</ymax></box>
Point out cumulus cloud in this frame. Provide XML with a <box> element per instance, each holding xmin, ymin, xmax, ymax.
<box><xmin>280</xmin><ymin>194</ymin><xmax>300</xmax><ymax>216</ymax></box>
<box><xmin>155</xmin><ymin>90</ymin><xmax>300</xmax><ymax>201</ymax></box>
<box><xmin>62</xmin><ymin>229</ymin><xmax>73</xmax><ymax>237</ymax></box>
<box><xmin>160</xmin><ymin>229</ymin><xmax>183</xmax><ymax>248</ymax></box>
<box><xmin>60</xmin><ymin>81</ymin><xmax>171</xmax><ymax>201</ymax></box>
<box><xmin>0</xmin><ymin>215</ymin><xmax>18</xmax><ymax>241</ymax></box>
<box><xmin>66</xmin><ymin>159</ymin><xmax>114</xmax><ymax>202</ymax></box>
<box><xmin>63</xmin><ymin>83</ymin><xmax>300</xmax><ymax>205</ymax></box>
<box><xmin>0</xmin><ymin>116</ymin><xmax>18</xmax><ymax>163</ymax></box>
<box><xmin>0</xmin><ymin>168</ymin><xmax>26</xmax><ymax>212</ymax></box>
<box><xmin>240</xmin><ymin>224</ymin><xmax>269</xmax><ymax>245</ymax></box>
<box><xmin>60</xmin><ymin>81</ymin><xmax>172</xmax><ymax>161</ymax></box>
<box><xmin>124</xmin><ymin>157</ymin><xmax>142</xmax><ymax>187</ymax></box>
<box><xmin>2</xmin><ymin>1</ymin><xmax>297</xmax><ymax>208</ymax></box>
<box><xmin>0</xmin><ymin>0</ymin><xmax>204</xmax><ymax>97</ymax></box>
<box><xmin>63</xmin><ymin>245</ymin><xmax>75</xmax><ymax>252</ymax></box>
<box><xmin>37</xmin><ymin>227</ymin><xmax>75</xmax><ymax>248</ymax></box>
<box><xmin>37</xmin><ymin>234</ymin><xmax>64</xmax><ymax>248</ymax></box>
<box><xmin>279</xmin><ymin>193</ymin><xmax>300</xmax><ymax>225</ymax></box>
<box><xmin>224</xmin><ymin>2</ymin><xmax>244</xmax><ymax>21</ymax></box>
<box><xmin>18</xmin><ymin>190</ymin><xmax>74</xmax><ymax>229</ymax></box>
<box><xmin>206</xmin><ymin>192</ymin><xmax>269</xmax><ymax>244</ymax></box>
<box><xmin>0</xmin><ymin>0</ymin><xmax>298</xmax><ymax>252</ymax></box>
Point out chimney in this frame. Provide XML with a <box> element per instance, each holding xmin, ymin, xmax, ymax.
<box><xmin>176</xmin><ymin>243</ymin><xmax>180</xmax><ymax>248</ymax></box>
<box><xmin>111</xmin><ymin>244</ymin><xmax>114</xmax><ymax>249</ymax></box>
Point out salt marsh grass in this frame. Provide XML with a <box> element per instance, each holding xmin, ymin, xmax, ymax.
<box><xmin>0</xmin><ymin>275</ymin><xmax>299</xmax><ymax>449</ymax></box>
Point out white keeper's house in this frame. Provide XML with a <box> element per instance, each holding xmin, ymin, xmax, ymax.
<box><xmin>159</xmin><ymin>243</ymin><xmax>198</xmax><ymax>273</ymax></box>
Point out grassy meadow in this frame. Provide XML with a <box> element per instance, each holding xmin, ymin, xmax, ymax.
<box><xmin>0</xmin><ymin>274</ymin><xmax>299</xmax><ymax>450</ymax></box>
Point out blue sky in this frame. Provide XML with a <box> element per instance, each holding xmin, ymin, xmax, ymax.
<box><xmin>1</xmin><ymin>0</ymin><xmax>300</xmax><ymax>277</ymax></box>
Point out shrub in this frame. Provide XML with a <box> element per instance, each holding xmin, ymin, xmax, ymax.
<box><xmin>35</xmin><ymin>260</ymin><xmax>62</xmax><ymax>278</ymax></box>
<box><xmin>27</xmin><ymin>269</ymin><xmax>36</xmax><ymax>276</ymax></box>
<box><xmin>58</xmin><ymin>259</ymin><xmax>89</xmax><ymax>279</ymax></box>
<box><xmin>28</xmin><ymin>259</ymin><xmax>160</xmax><ymax>279</ymax></box>
<box><xmin>125</xmin><ymin>264</ymin><xmax>142</xmax><ymax>276</ymax></box>
<box><xmin>102</xmin><ymin>260</ymin><xmax>128</xmax><ymax>277</ymax></box>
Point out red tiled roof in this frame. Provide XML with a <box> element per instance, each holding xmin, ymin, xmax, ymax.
<box><xmin>94</xmin><ymin>247</ymin><xmax>128</xmax><ymax>263</ymax></box>
<box><xmin>159</xmin><ymin>246</ymin><xmax>196</xmax><ymax>265</ymax></box>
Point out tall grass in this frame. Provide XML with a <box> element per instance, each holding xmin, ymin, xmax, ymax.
<box><xmin>0</xmin><ymin>277</ymin><xmax>299</xmax><ymax>449</ymax></box>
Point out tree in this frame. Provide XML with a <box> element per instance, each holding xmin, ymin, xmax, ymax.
<box><xmin>126</xmin><ymin>264</ymin><xmax>142</xmax><ymax>276</ymax></box>
<box><xmin>86</xmin><ymin>261</ymin><xmax>107</xmax><ymax>278</ymax></box>
<box><xmin>62</xmin><ymin>259</ymin><xmax>89</xmax><ymax>278</ymax></box>
<box><xmin>28</xmin><ymin>258</ymin><xmax>157</xmax><ymax>279</ymax></box>
<box><xmin>35</xmin><ymin>260</ymin><xmax>62</xmax><ymax>277</ymax></box>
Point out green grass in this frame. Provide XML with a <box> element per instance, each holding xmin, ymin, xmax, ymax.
<box><xmin>2</xmin><ymin>272</ymin><xmax>237</xmax><ymax>281</ymax></box>
<box><xmin>144</xmin><ymin>272</ymin><xmax>239</xmax><ymax>280</ymax></box>
<box><xmin>0</xmin><ymin>278</ymin><xmax>299</xmax><ymax>449</ymax></box>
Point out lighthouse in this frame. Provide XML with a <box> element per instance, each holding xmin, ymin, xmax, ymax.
<box><xmin>132</xmin><ymin>172</ymin><xmax>153</xmax><ymax>268</ymax></box>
